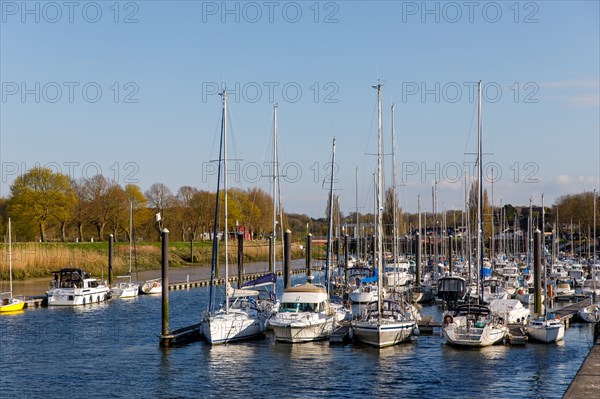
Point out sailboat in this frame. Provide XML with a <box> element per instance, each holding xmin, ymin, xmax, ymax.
<box><xmin>201</xmin><ymin>89</ymin><xmax>268</xmax><ymax>344</ymax></box>
<box><xmin>441</xmin><ymin>81</ymin><xmax>508</xmax><ymax>347</ymax></box>
<box><xmin>1</xmin><ymin>218</ymin><xmax>25</xmax><ymax>313</ymax></box>
<box><xmin>112</xmin><ymin>201</ymin><xmax>139</xmax><ymax>298</ymax></box>
<box><xmin>351</xmin><ymin>83</ymin><xmax>415</xmax><ymax>348</ymax></box>
<box><xmin>578</xmin><ymin>189</ymin><xmax>600</xmax><ymax>323</ymax></box>
<box><xmin>526</xmin><ymin>195</ymin><xmax>565</xmax><ymax>343</ymax></box>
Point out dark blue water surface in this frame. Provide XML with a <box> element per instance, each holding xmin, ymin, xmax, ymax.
<box><xmin>0</xmin><ymin>274</ymin><xmax>595</xmax><ymax>399</ymax></box>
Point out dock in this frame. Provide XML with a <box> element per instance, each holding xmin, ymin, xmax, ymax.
<box><xmin>417</xmin><ymin>315</ymin><xmax>441</xmax><ymax>334</ymax></box>
<box><xmin>23</xmin><ymin>296</ymin><xmax>46</xmax><ymax>308</ymax></box>
<box><xmin>507</xmin><ymin>324</ymin><xmax>528</xmax><ymax>345</ymax></box>
<box><xmin>160</xmin><ymin>323</ymin><xmax>203</xmax><ymax>347</ymax></box>
<box><xmin>330</xmin><ymin>323</ymin><xmax>352</xmax><ymax>344</ymax></box>
<box><xmin>167</xmin><ymin>269</ymin><xmax>306</xmax><ymax>291</ymax></box>
<box><xmin>555</xmin><ymin>297</ymin><xmax>593</xmax><ymax>326</ymax></box>
<box><xmin>563</xmin><ymin>325</ymin><xmax>600</xmax><ymax>399</ymax></box>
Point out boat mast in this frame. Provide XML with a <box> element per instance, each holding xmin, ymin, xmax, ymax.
<box><xmin>356</xmin><ymin>166</ymin><xmax>360</xmax><ymax>260</ymax></box>
<box><xmin>272</xmin><ymin>103</ymin><xmax>279</xmax><ymax>293</ymax></box>
<box><xmin>8</xmin><ymin>217</ymin><xmax>12</xmax><ymax>294</ymax></box>
<box><xmin>208</xmin><ymin>90</ymin><xmax>226</xmax><ymax>313</ymax></box>
<box><xmin>477</xmin><ymin>80</ymin><xmax>484</xmax><ymax>301</ymax></box>
<box><xmin>594</xmin><ymin>189</ymin><xmax>597</xmax><ymax>294</ymax></box>
<box><xmin>391</xmin><ymin>103</ymin><xmax>399</xmax><ymax>270</ymax></box>
<box><xmin>129</xmin><ymin>201</ymin><xmax>133</xmax><ymax>281</ymax></box>
<box><xmin>374</xmin><ymin>81</ymin><xmax>383</xmax><ymax>321</ymax></box>
<box><xmin>418</xmin><ymin>193</ymin><xmax>421</xmax><ymax>281</ymax></box>
<box><xmin>325</xmin><ymin>138</ymin><xmax>336</xmax><ymax>295</ymax></box>
<box><xmin>223</xmin><ymin>90</ymin><xmax>229</xmax><ymax>314</ymax></box>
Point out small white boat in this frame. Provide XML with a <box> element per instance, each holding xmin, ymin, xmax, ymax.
<box><xmin>578</xmin><ymin>302</ymin><xmax>600</xmax><ymax>323</ymax></box>
<box><xmin>489</xmin><ymin>299</ymin><xmax>531</xmax><ymax>325</ymax></box>
<box><xmin>270</xmin><ymin>283</ymin><xmax>343</xmax><ymax>343</ymax></box>
<box><xmin>554</xmin><ymin>283</ymin><xmax>575</xmax><ymax>299</ymax></box>
<box><xmin>47</xmin><ymin>268</ymin><xmax>110</xmax><ymax>306</ymax></box>
<box><xmin>526</xmin><ymin>315</ymin><xmax>564</xmax><ymax>343</ymax></box>
<box><xmin>349</xmin><ymin>283</ymin><xmax>383</xmax><ymax>304</ymax></box>
<box><xmin>515</xmin><ymin>286</ymin><xmax>544</xmax><ymax>305</ymax></box>
<box><xmin>481</xmin><ymin>278</ymin><xmax>509</xmax><ymax>304</ymax></box>
<box><xmin>111</xmin><ymin>280</ymin><xmax>139</xmax><ymax>299</ymax></box>
<box><xmin>140</xmin><ymin>278</ymin><xmax>162</xmax><ymax>295</ymax></box>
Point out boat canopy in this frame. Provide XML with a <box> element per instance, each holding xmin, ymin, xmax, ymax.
<box><xmin>361</xmin><ymin>268</ymin><xmax>378</xmax><ymax>284</ymax></box>
<box><xmin>242</xmin><ymin>272</ymin><xmax>276</xmax><ymax>288</ymax></box>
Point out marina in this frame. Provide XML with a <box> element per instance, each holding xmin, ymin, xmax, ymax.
<box><xmin>0</xmin><ymin>272</ymin><xmax>598</xmax><ymax>399</ymax></box>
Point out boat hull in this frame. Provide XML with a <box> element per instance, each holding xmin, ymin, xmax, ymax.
<box><xmin>202</xmin><ymin>311</ymin><xmax>266</xmax><ymax>344</ymax></box>
<box><xmin>352</xmin><ymin>320</ymin><xmax>414</xmax><ymax>347</ymax></box>
<box><xmin>526</xmin><ymin>322</ymin><xmax>565</xmax><ymax>343</ymax></box>
<box><xmin>270</xmin><ymin>316</ymin><xmax>336</xmax><ymax>343</ymax></box>
<box><xmin>47</xmin><ymin>287</ymin><xmax>110</xmax><ymax>306</ymax></box>
<box><xmin>0</xmin><ymin>298</ymin><xmax>25</xmax><ymax>313</ymax></box>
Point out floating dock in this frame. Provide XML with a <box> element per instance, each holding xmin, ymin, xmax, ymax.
<box><xmin>160</xmin><ymin>323</ymin><xmax>203</xmax><ymax>347</ymax></box>
<box><xmin>330</xmin><ymin>323</ymin><xmax>352</xmax><ymax>344</ymax></box>
<box><xmin>167</xmin><ymin>269</ymin><xmax>306</xmax><ymax>291</ymax></box>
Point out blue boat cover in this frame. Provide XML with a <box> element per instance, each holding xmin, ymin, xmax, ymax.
<box><xmin>361</xmin><ymin>268</ymin><xmax>378</xmax><ymax>284</ymax></box>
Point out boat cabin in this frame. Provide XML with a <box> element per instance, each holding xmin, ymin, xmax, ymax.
<box><xmin>50</xmin><ymin>268</ymin><xmax>91</xmax><ymax>289</ymax></box>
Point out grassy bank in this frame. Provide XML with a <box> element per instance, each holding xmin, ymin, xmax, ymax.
<box><xmin>0</xmin><ymin>240</ymin><xmax>312</xmax><ymax>280</ymax></box>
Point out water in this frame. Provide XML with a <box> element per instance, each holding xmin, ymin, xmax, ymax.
<box><xmin>0</xmin><ymin>274</ymin><xmax>595</xmax><ymax>399</ymax></box>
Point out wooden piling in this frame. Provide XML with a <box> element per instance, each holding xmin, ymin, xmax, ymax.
<box><xmin>284</xmin><ymin>229</ymin><xmax>291</xmax><ymax>289</ymax></box>
<box><xmin>160</xmin><ymin>228</ymin><xmax>170</xmax><ymax>344</ymax></box>
<box><xmin>306</xmin><ymin>233</ymin><xmax>312</xmax><ymax>278</ymax></box>
<box><xmin>237</xmin><ymin>232</ymin><xmax>244</xmax><ymax>288</ymax></box>
<box><xmin>344</xmin><ymin>234</ymin><xmax>349</xmax><ymax>285</ymax></box>
<box><xmin>108</xmin><ymin>234</ymin><xmax>114</xmax><ymax>287</ymax></box>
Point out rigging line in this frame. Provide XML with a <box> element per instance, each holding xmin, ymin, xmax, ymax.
<box><xmin>459</xmin><ymin>99</ymin><xmax>479</xmax><ymax>209</ymax></box>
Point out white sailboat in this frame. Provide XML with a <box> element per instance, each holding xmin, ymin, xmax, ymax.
<box><xmin>351</xmin><ymin>83</ymin><xmax>415</xmax><ymax>348</ymax></box>
<box><xmin>442</xmin><ymin>81</ymin><xmax>508</xmax><ymax>347</ymax></box>
<box><xmin>202</xmin><ymin>89</ymin><xmax>268</xmax><ymax>344</ymax></box>
<box><xmin>112</xmin><ymin>202</ymin><xmax>139</xmax><ymax>298</ymax></box>
<box><xmin>0</xmin><ymin>218</ymin><xmax>24</xmax><ymax>313</ymax></box>
<box><xmin>526</xmin><ymin>195</ymin><xmax>565</xmax><ymax>343</ymax></box>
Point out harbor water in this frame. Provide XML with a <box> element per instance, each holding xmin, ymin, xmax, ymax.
<box><xmin>0</xmin><ymin>273</ymin><xmax>596</xmax><ymax>399</ymax></box>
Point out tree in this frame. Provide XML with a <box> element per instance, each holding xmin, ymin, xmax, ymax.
<box><xmin>9</xmin><ymin>167</ymin><xmax>75</xmax><ymax>242</ymax></box>
<box><xmin>124</xmin><ymin>184</ymin><xmax>148</xmax><ymax>242</ymax></box>
<box><xmin>83</xmin><ymin>175</ymin><xmax>124</xmax><ymax>241</ymax></box>
<box><xmin>145</xmin><ymin>183</ymin><xmax>175</xmax><ymax>236</ymax></box>
<box><xmin>383</xmin><ymin>187</ymin><xmax>405</xmax><ymax>237</ymax></box>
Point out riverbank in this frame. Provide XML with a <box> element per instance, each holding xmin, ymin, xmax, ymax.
<box><xmin>0</xmin><ymin>240</ymin><xmax>311</xmax><ymax>280</ymax></box>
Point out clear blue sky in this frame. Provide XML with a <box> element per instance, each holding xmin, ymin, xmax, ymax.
<box><xmin>1</xmin><ymin>0</ymin><xmax>598</xmax><ymax>217</ymax></box>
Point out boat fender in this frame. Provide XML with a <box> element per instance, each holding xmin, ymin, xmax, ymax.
<box><xmin>443</xmin><ymin>315</ymin><xmax>453</xmax><ymax>325</ymax></box>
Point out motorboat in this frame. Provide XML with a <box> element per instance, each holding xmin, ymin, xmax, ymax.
<box><xmin>47</xmin><ymin>268</ymin><xmax>110</xmax><ymax>306</ymax></box>
<box><xmin>270</xmin><ymin>283</ymin><xmax>344</xmax><ymax>343</ymax></box>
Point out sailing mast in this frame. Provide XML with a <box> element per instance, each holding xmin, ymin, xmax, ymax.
<box><xmin>476</xmin><ymin>80</ymin><xmax>484</xmax><ymax>301</ymax></box>
<box><xmin>373</xmin><ymin>81</ymin><xmax>383</xmax><ymax>321</ymax></box>
<box><xmin>356</xmin><ymin>166</ymin><xmax>360</xmax><ymax>260</ymax></box>
<box><xmin>8</xmin><ymin>217</ymin><xmax>12</xmax><ymax>295</ymax></box>
<box><xmin>325</xmin><ymin>138</ymin><xmax>336</xmax><ymax>295</ymax></box>
<box><xmin>208</xmin><ymin>90</ymin><xmax>226</xmax><ymax>314</ymax></box>
<box><xmin>223</xmin><ymin>90</ymin><xmax>229</xmax><ymax>314</ymax></box>
<box><xmin>391</xmin><ymin>103</ymin><xmax>399</xmax><ymax>270</ymax></box>
<box><xmin>272</xmin><ymin>103</ymin><xmax>279</xmax><ymax>293</ymax></box>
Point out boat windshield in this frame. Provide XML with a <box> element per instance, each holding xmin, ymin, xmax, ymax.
<box><xmin>280</xmin><ymin>302</ymin><xmax>322</xmax><ymax>312</ymax></box>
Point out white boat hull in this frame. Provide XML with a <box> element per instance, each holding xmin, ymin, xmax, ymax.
<box><xmin>442</xmin><ymin>316</ymin><xmax>507</xmax><ymax>347</ymax></box>
<box><xmin>270</xmin><ymin>314</ymin><xmax>337</xmax><ymax>343</ymax></box>
<box><xmin>526</xmin><ymin>318</ymin><xmax>565</xmax><ymax>343</ymax></box>
<box><xmin>112</xmin><ymin>283</ymin><xmax>139</xmax><ymax>298</ymax></box>
<box><xmin>140</xmin><ymin>280</ymin><xmax>162</xmax><ymax>295</ymax></box>
<box><xmin>47</xmin><ymin>287</ymin><xmax>110</xmax><ymax>306</ymax></box>
<box><xmin>578</xmin><ymin>304</ymin><xmax>600</xmax><ymax>323</ymax></box>
<box><xmin>202</xmin><ymin>310</ymin><xmax>266</xmax><ymax>344</ymax></box>
<box><xmin>352</xmin><ymin>319</ymin><xmax>414</xmax><ymax>347</ymax></box>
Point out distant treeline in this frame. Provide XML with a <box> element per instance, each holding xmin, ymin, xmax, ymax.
<box><xmin>0</xmin><ymin>167</ymin><xmax>598</xmax><ymax>244</ymax></box>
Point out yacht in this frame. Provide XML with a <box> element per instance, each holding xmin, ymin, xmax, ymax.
<box><xmin>47</xmin><ymin>268</ymin><xmax>110</xmax><ymax>306</ymax></box>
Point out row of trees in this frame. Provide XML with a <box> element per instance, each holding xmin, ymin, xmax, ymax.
<box><xmin>1</xmin><ymin>167</ymin><xmax>598</xmax><ymax>243</ymax></box>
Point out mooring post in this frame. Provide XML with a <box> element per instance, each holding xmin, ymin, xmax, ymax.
<box><xmin>344</xmin><ymin>234</ymin><xmax>349</xmax><ymax>285</ymax></box>
<box><xmin>415</xmin><ymin>232</ymin><xmax>421</xmax><ymax>288</ymax></box>
<box><xmin>448</xmin><ymin>235</ymin><xmax>453</xmax><ymax>274</ymax></box>
<box><xmin>534</xmin><ymin>229</ymin><xmax>543</xmax><ymax>316</ymax></box>
<box><xmin>237</xmin><ymin>232</ymin><xmax>244</xmax><ymax>288</ymax></box>
<box><xmin>108</xmin><ymin>234</ymin><xmax>114</xmax><ymax>287</ymax></box>
<box><xmin>306</xmin><ymin>233</ymin><xmax>312</xmax><ymax>279</ymax></box>
<box><xmin>268</xmin><ymin>234</ymin><xmax>274</xmax><ymax>273</ymax></box>
<box><xmin>161</xmin><ymin>228</ymin><xmax>170</xmax><ymax>339</ymax></box>
<box><xmin>284</xmin><ymin>229</ymin><xmax>291</xmax><ymax>289</ymax></box>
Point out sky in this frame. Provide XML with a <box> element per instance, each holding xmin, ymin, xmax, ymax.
<box><xmin>1</xmin><ymin>0</ymin><xmax>599</xmax><ymax>218</ymax></box>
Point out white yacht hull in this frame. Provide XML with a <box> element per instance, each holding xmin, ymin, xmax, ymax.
<box><xmin>270</xmin><ymin>314</ymin><xmax>337</xmax><ymax>343</ymax></box>
<box><xmin>202</xmin><ymin>310</ymin><xmax>266</xmax><ymax>344</ymax></box>
<box><xmin>526</xmin><ymin>319</ymin><xmax>565</xmax><ymax>343</ymax></box>
<box><xmin>352</xmin><ymin>320</ymin><xmax>414</xmax><ymax>347</ymax></box>
<box><xmin>112</xmin><ymin>283</ymin><xmax>139</xmax><ymax>298</ymax></box>
<box><xmin>442</xmin><ymin>316</ymin><xmax>507</xmax><ymax>347</ymax></box>
<box><xmin>47</xmin><ymin>286</ymin><xmax>110</xmax><ymax>306</ymax></box>
<box><xmin>578</xmin><ymin>304</ymin><xmax>600</xmax><ymax>323</ymax></box>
